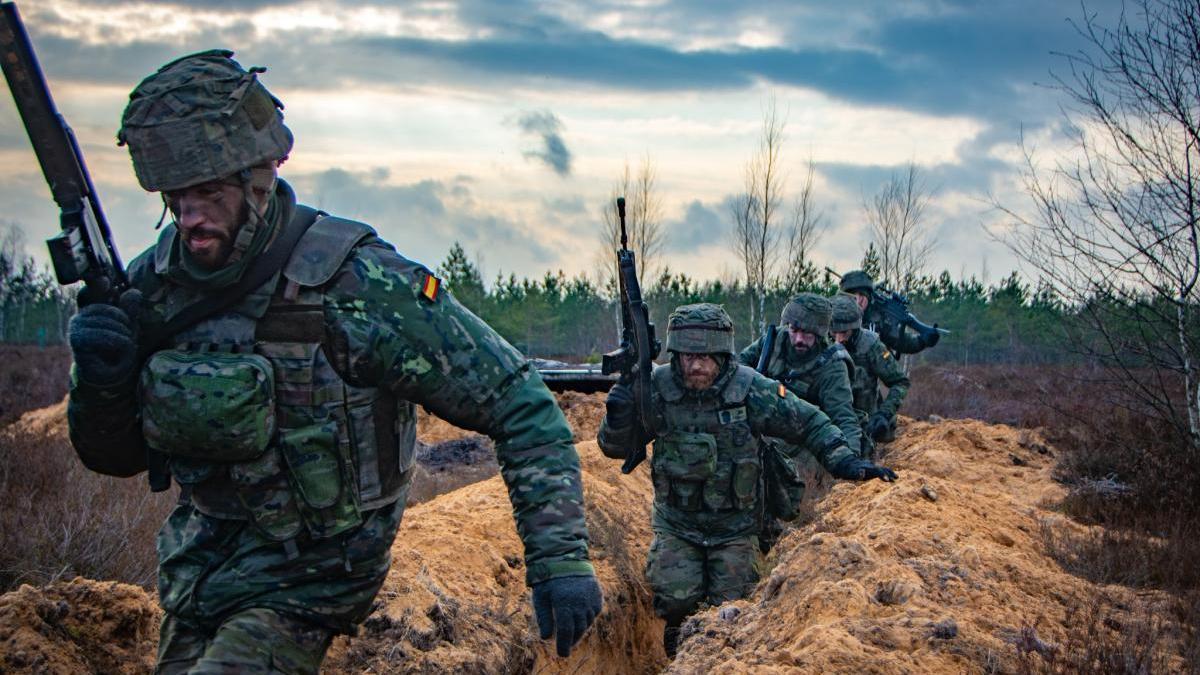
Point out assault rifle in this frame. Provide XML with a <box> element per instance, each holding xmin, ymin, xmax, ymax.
<box><xmin>1</xmin><ymin>3</ymin><xmax>172</xmax><ymax>493</ymax></box>
<box><xmin>0</xmin><ymin>2</ymin><xmax>127</xmax><ymax>304</ymax></box>
<box><xmin>825</xmin><ymin>267</ymin><xmax>948</xmax><ymax>348</ymax></box>
<box><xmin>601</xmin><ymin>197</ymin><xmax>660</xmax><ymax>474</ymax></box>
<box><xmin>754</xmin><ymin>323</ymin><xmax>778</xmax><ymax>375</ymax></box>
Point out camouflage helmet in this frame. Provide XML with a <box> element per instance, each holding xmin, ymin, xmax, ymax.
<box><xmin>118</xmin><ymin>49</ymin><xmax>293</xmax><ymax>192</ymax></box>
<box><xmin>830</xmin><ymin>293</ymin><xmax>863</xmax><ymax>332</ymax></box>
<box><xmin>666</xmin><ymin>303</ymin><xmax>735</xmax><ymax>354</ymax></box>
<box><xmin>839</xmin><ymin>269</ymin><xmax>875</xmax><ymax>294</ymax></box>
<box><xmin>780</xmin><ymin>293</ymin><xmax>832</xmax><ymax>335</ymax></box>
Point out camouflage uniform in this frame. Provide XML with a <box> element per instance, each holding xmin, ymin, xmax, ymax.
<box><xmin>738</xmin><ymin>294</ymin><xmax>863</xmax><ymax>458</ymax></box>
<box><xmin>597</xmin><ymin>304</ymin><xmax>858</xmax><ymax>654</ymax></box>
<box><xmin>831</xmin><ymin>293</ymin><xmax>910</xmax><ymax>456</ymax></box>
<box><xmin>839</xmin><ymin>270</ymin><xmax>927</xmax><ymax>355</ymax></box>
<box><xmin>67</xmin><ymin>51</ymin><xmax>594</xmax><ymax>673</ymax></box>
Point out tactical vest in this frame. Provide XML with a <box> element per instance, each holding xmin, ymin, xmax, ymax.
<box><xmin>137</xmin><ymin>215</ymin><xmax>414</xmax><ymax>545</ymax></box>
<box><xmin>847</xmin><ymin>329</ymin><xmax>883</xmax><ymax>418</ymax></box>
<box><xmin>649</xmin><ymin>364</ymin><xmax>760</xmax><ymax>515</ymax></box>
<box><xmin>765</xmin><ymin>340</ymin><xmax>854</xmax><ymax>403</ymax></box>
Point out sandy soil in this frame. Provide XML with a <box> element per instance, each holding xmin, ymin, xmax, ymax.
<box><xmin>0</xmin><ymin>399</ymin><xmax>1189</xmax><ymax>673</ymax></box>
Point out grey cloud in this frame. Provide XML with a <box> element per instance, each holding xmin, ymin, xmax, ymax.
<box><xmin>515</xmin><ymin>110</ymin><xmax>572</xmax><ymax>177</ymax></box>
<box><xmin>284</xmin><ymin>167</ymin><xmax>558</xmax><ymax>269</ymax></box>
<box><xmin>666</xmin><ymin>200</ymin><xmax>726</xmax><ymax>253</ymax></box>
<box><xmin>543</xmin><ymin>195</ymin><xmax>585</xmax><ymax>215</ymax></box>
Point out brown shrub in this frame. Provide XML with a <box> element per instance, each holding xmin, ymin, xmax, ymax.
<box><xmin>0</xmin><ymin>404</ymin><xmax>175</xmax><ymax>593</ymax></box>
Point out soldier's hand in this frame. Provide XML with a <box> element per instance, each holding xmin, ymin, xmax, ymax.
<box><xmin>861</xmin><ymin>462</ymin><xmax>898</xmax><ymax>482</ymax></box>
<box><xmin>605</xmin><ymin>383</ymin><xmax>636</xmax><ymax>430</ymax></box>
<box><xmin>532</xmin><ymin>574</ymin><xmax>603</xmax><ymax>657</ymax></box>
<box><xmin>830</xmin><ymin>457</ymin><xmax>898</xmax><ymax>482</ymax></box>
<box><xmin>68</xmin><ymin>289</ymin><xmax>143</xmax><ymax>387</ymax></box>
<box><xmin>866</xmin><ymin>413</ymin><xmax>891</xmax><ymax>441</ymax></box>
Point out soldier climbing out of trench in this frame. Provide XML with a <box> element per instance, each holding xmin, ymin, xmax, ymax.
<box><xmin>597</xmin><ymin>303</ymin><xmax>897</xmax><ymax>657</ymax></box>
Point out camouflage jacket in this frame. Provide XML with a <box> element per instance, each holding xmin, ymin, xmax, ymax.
<box><xmin>863</xmin><ymin>302</ymin><xmax>926</xmax><ymax>355</ymax></box>
<box><xmin>845</xmin><ymin>328</ymin><xmax>910</xmax><ymax>422</ymax></box>
<box><xmin>67</xmin><ymin>181</ymin><xmax>591</xmax><ymax>589</ymax></box>
<box><xmin>737</xmin><ymin>333</ymin><xmax>863</xmax><ymax>457</ymax></box>
<box><xmin>597</xmin><ymin>362</ymin><xmax>851</xmax><ymax>546</ymax></box>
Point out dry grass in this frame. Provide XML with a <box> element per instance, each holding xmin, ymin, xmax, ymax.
<box><xmin>0</xmin><ymin>344</ymin><xmax>70</xmax><ymax>426</ymax></box>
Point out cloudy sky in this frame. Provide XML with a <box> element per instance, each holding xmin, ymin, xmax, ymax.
<box><xmin>0</xmin><ymin>0</ymin><xmax>1111</xmax><ymax>287</ymax></box>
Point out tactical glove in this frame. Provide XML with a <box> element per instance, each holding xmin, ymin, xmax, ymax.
<box><xmin>923</xmin><ymin>330</ymin><xmax>941</xmax><ymax>348</ymax></box>
<box><xmin>68</xmin><ymin>290</ymin><xmax>143</xmax><ymax>387</ymax></box>
<box><xmin>866</xmin><ymin>412</ymin><xmax>892</xmax><ymax>441</ymax></box>
<box><xmin>604</xmin><ymin>383</ymin><xmax>636</xmax><ymax>431</ymax></box>
<box><xmin>532</xmin><ymin>574</ymin><xmax>603</xmax><ymax>657</ymax></box>
<box><xmin>830</xmin><ymin>457</ymin><xmax>898</xmax><ymax>482</ymax></box>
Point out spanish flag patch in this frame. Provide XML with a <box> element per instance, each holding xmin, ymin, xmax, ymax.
<box><xmin>778</xmin><ymin>383</ymin><xmax>787</xmax><ymax>398</ymax></box>
<box><xmin>420</xmin><ymin>272</ymin><xmax>441</xmax><ymax>302</ymax></box>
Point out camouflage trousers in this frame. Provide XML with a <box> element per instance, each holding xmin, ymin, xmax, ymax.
<box><xmin>156</xmin><ymin>608</ymin><xmax>332</xmax><ymax>674</ymax></box>
<box><xmin>645</xmin><ymin>528</ymin><xmax>763</xmax><ymax>627</ymax></box>
<box><xmin>157</xmin><ymin>482</ymin><xmax>409</xmax><ymax>639</ymax></box>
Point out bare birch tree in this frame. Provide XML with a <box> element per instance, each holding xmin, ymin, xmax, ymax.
<box><xmin>996</xmin><ymin>0</ymin><xmax>1200</xmax><ymax>453</ymax></box>
<box><xmin>864</xmin><ymin>162</ymin><xmax>937</xmax><ymax>292</ymax></box>
<box><xmin>731</xmin><ymin>98</ymin><xmax>785</xmax><ymax>336</ymax></box>
<box><xmin>598</xmin><ymin>155</ymin><xmax>665</xmax><ymax>291</ymax></box>
<box><xmin>782</xmin><ymin>158</ymin><xmax>826</xmax><ymax>293</ymax></box>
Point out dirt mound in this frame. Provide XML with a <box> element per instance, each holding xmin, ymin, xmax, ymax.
<box><xmin>2</xmin><ymin>396</ymin><xmax>1190</xmax><ymax>672</ymax></box>
<box><xmin>0</xmin><ymin>578</ymin><xmax>159</xmax><ymax>674</ymax></box>
<box><xmin>668</xmin><ymin>418</ymin><xmax>1187</xmax><ymax>673</ymax></box>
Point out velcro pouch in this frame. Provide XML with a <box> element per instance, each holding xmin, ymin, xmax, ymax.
<box><xmin>141</xmin><ymin>349</ymin><xmax>276</xmax><ymax>461</ymax></box>
<box><xmin>653</xmin><ymin>431</ymin><xmax>717</xmax><ymax>511</ymax></box>
<box><xmin>280</xmin><ymin>421</ymin><xmax>362</xmax><ymax>539</ymax></box>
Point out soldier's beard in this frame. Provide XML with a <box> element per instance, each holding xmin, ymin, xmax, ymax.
<box><xmin>680</xmin><ymin>354</ymin><xmax>723</xmax><ymax>390</ymax></box>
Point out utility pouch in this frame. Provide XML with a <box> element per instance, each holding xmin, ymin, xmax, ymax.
<box><xmin>141</xmin><ymin>349</ymin><xmax>276</xmax><ymax>461</ymax></box>
<box><xmin>763</xmin><ymin>441</ymin><xmax>805</xmax><ymax>521</ymax></box>
<box><xmin>229</xmin><ymin>447</ymin><xmax>302</xmax><ymax>541</ymax></box>
<box><xmin>653</xmin><ymin>431</ymin><xmax>717</xmax><ymax>511</ymax></box>
<box><xmin>280</xmin><ymin>421</ymin><xmax>362</xmax><ymax>538</ymax></box>
<box><xmin>731</xmin><ymin>458</ymin><xmax>761</xmax><ymax>510</ymax></box>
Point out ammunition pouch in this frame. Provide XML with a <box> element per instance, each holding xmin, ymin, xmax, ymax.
<box><xmin>762</xmin><ymin>440</ymin><xmax>805</xmax><ymax>522</ymax></box>
<box><xmin>141</xmin><ymin>348</ymin><xmax>276</xmax><ymax>462</ymax></box>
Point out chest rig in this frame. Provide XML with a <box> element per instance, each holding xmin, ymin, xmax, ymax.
<box><xmin>765</xmin><ymin>339</ymin><xmax>854</xmax><ymax>403</ymax></box>
<box><xmin>649</xmin><ymin>364</ymin><xmax>760</xmax><ymax>514</ymax></box>
<box><xmin>138</xmin><ymin>215</ymin><xmax>415</xmax><ymax>545</ymax></box>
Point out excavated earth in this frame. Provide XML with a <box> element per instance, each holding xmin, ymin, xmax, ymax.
<box><xmin>0</xmin><ymin>395</ymin><xmax>1190</xmax><ymax>673</ymax></box>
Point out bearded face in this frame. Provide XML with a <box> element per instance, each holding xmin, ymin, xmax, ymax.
<box><xmin>678</xmin><ymin>352</ymin><xmax>722</xmax><ymax>390</ymax></box>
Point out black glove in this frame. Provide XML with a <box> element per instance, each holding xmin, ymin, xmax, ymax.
<box><xmin>68</xmin><ymin>289</ymin><xmax>143</xmax><ymax>387</ymax></box>
<box><xmin>924</xmin><ymin>329</ymin><xmax>941</xmax><ymax>348</ymax></box>
<box><xmin>866</xmin><ymin>413</ymin><xmax>891</xmax><ymax>441</ymax></box>
<box><xmin>605</xmin><ymin>383</ymin><xmax>636</xmax><ymax>430</ymax></box>
<box><xmin>830</xmin><ymin>457</ymin><xmax>898</xmax><ymax>482</ymax></box>
<box><xmin>532</xmin><ymin>574</ymin><xmax>603</xmax><ymax>657</ymax></box>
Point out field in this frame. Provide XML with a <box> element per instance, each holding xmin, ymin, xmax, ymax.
<box><xmin>0</xmin><ymin>350</ymin><xmax>1197</xmax><ymax>672</ymax></box>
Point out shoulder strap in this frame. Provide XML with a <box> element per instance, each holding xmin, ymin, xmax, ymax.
<box><xmin>652</xmin><ymin>363</ymin><xmax>685</xmax><ymax>402</ymax></box>
<box><xmin>141</xmin><ymin>204</ymin><xmax>321</xmax><ymax>354</ymax></box>
<box><xmin>721</xmin><ymin>365</ymin><xmax>756</xmax><ymax>404</ymax></box>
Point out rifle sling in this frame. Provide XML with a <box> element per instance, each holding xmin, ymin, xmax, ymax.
<box><xmin>141</xmin><ymin>204</ymin><xmax>321</xmax><ymax>354</ymax></box>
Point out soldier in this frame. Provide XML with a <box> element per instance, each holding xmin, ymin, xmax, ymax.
<box><xmin>830</xmin><ymin>293</ymin><xmax>911</xmax><ymax>455</ymax></box>
<box><xmin>65</xmin><ymin>51</ymin><xmax>600</xmax><ymax>673</ymax></box>
<box><xmin>597</xmin><ymin>303</ymin><xmax>896</xmax><ymax>657</ymax></box>
<box><xmin>737</xmin><ymin>293</ymin><xmax>864</xmax><ymax>551</ymax></box>
<box><xmin>839</xmin><ymin>269</ymin><xmax>939</xmax><ymax>355</ymax></box>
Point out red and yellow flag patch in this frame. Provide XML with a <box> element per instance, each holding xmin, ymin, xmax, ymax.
<box><xmin>420</xmin><ymin>272</ymin><xmax>441</xmax><ymax>302</ymax></box>
<box><xmin>778</xmin><ymin>383</ymin><xmax>787</xmax><ymax>398</ymax></box>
